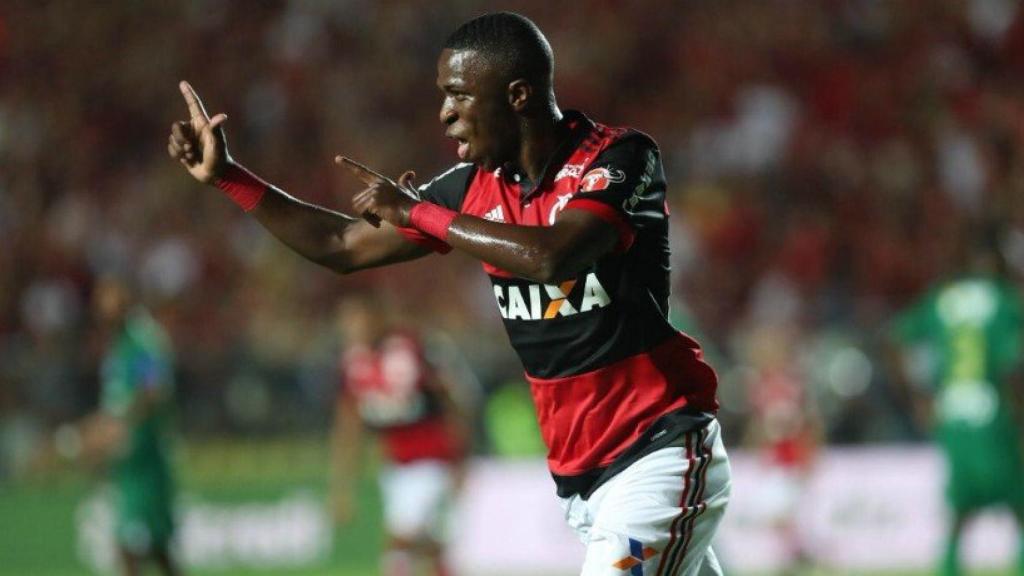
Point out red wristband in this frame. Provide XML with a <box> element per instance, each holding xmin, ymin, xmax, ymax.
<box><xmin>214</xmin><ymin>163</ymin><xmax>268</xmax><ymax>212</ymax></box>
<box><xmin>409</xmin><ymin>202</ymin><xmax>458</xmax><ymax>242</ymax></box>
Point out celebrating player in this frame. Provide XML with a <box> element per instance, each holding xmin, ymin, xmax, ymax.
<box><xmin>887</xmin><ymin>227</ymin><xmax>1024</xmax><ymax>576</ymax></box>
<box><xmin>57</xmin><ymin>276</ymin><xmax>183</xmax><ymax>576</ymax></box>
<box><xmin>169</xmin><ymin>12</ymin><xmax>730</xmax><ymax>575</ymax></box>
<box><xmin>331</xmin><ymin>294</ymin><xmax>468</xmax><ymax>576</ymax></box>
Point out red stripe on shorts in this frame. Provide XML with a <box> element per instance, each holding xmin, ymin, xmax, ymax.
<box><xmin>670</xmin><ymin>431</ymin><xmax>714</xmax><ymax>575</ymax></box>
<box><xmin>655</xmin><ymin>430</ymin><xmax>697</xmax><ymax>576</ymax></box>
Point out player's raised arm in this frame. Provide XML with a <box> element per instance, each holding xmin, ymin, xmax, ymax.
<box><xmin>338</xmin><ymin>156</ymin><xmax>624</xmax><ymax>285</ymax></box>
<box><xmin>168</xmin><ymin>81</ymin><xmax>429</xmax><ymax>274</ymax></box>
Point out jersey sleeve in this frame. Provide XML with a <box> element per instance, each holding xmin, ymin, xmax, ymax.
<box><xmin>132</xmin><ymin>353</ymin><xmax>168</xmax><ymax>391</ymax></box>
<box><xmin>396</xmin><ymin>163</ymin><xmax>475</xmax><ymax>254</ymax></box>
<box><xmin>563</xmin><ymin>133</ymin><xmax>666</xmax><ymax>252</ymax></box>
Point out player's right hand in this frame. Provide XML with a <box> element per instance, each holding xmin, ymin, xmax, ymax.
<box><xmin>168</xmin><ymin>81</ymin><xmax>230</xmax><ymax>184</ymax></box>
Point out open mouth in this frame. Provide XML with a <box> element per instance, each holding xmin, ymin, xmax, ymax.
<box><xmin>447</xmin><ymin>131</ymin><xmax>470</xmax><ymax>161</ymax></box>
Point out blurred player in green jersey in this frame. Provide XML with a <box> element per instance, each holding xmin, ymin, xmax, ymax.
<box><xmin>58</xmin><ymin>276</ymin><xmax>183</xmax><ymax>576</ymax></box>
<box><xmin>888</xmin><ymin>226</ymin><xmax>1024</xmax><ymax>576</ymax></box>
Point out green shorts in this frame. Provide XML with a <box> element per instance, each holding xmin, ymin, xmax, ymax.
<box><xmin>112</xmin><ymin>469</ymin><xmax>176</xmax><ymax>553</ymax></box>
<box><xmin>945</xmin><ymin>447</ymin><xmax>1024</xmax><ymax>512</ymax></box>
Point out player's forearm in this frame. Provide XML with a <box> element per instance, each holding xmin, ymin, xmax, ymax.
<box><xmin>209</xmin><ymin>161</ymin><xmax>359</xmax><ymax>272</ymax></box>
<box><xmin>123</xmin><ymin>387</ymin><xmax>164</xmax><ymax>424</ymax></box>
<box><xmin>249</xmin><ymin>188</ymin><xmax>362</xmax><ymax>272</ymax></box>
<box><xmin>330</xmin><ymin>406</ymin><xmax>362</xmax><ymax>484</ymax></box>
<box><xmin>330</xmin><ymin>438</ymin><xmax>360</xmax><ymax>486</ymax></box>
<box><xmin>77</xmin><ymin>413</ymin><xmax>127</xmax><ymax>463</ymax></box>
<box><xmin>217</xmin><ymin>163</ymin><xmax>432</xmax><ymax>274</ymax></box>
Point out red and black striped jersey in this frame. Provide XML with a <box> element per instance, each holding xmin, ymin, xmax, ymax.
<box><xmin>339</xmin><ymin>331</ymin><xmax>461</xmax><ymax>464</ymax></box>
<box><xmin>399</xmin><ymin>111</ymin><xmax>719</xmax><ymax>496</ymax></box>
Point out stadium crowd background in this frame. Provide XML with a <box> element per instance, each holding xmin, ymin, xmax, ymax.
<box><xmin>2</xmin><ymin>0</ymin><xmax>1024</xmax><ymax>481</ymax></box>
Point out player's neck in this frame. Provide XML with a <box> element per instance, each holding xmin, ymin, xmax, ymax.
<box><xmin>517</xmin><ymin>106</ymin><xmax>565</xmax><ymax>182</ymax></box>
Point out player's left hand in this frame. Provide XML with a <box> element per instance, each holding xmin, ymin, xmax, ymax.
<box><xmin>336</xmin><ymin>156</ymin><xmax>419</xmax><ymax>228</ymax></box>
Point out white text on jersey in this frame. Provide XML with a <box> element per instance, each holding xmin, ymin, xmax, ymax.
<box><xmin>493</xmin><ymin>273</ymin><xmax>612</xmax><ymax>321</ymax></box>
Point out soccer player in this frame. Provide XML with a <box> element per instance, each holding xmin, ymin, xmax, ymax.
<box><xmin>57</xmin><ymin>276</ymin><xmax>182</xmax><ymax>576</ymax></box>
<box><xmin>331</xmin><ymin>294</ymin><xmax>467</xmax><ymax>576</ymax></box>
<box><xmin>888</xmin><ymin>228</ymin><xmax>1024</xmax><ymax>576</ymax></box>
<box><xmin>741</xmin><ymin>325</ymin><xmax>822</xmax><ymax>573</ymax></box>
<box><xmin>168</xmin><ymin>12</ymin><xmax>730</xmax><ymax>575</ymax></box>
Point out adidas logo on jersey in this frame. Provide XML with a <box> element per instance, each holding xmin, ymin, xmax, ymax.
<box><xmin>494</xmin><ymin>272</ymin><xmax>611</xmax><ymax>321</ymax></box>
<box><xmin>484</xmin><ymin>205</ymin><xmax>505</xmax><ymax>222</ymax></box>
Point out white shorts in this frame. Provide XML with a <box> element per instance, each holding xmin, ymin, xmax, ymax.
<box><xmin>561</xmin><ymin>418</ymin><xmax>731</xmax><ymax>576</ymax></box>
<box><xmin>757</xmin><ymin>465</ymin><xmax>803</xmax><ymax>522</ymax></box>
<box><xmin>379</xmin><ymin>459</ymin><xmax>454</xmax><ymax>541</ymax></box>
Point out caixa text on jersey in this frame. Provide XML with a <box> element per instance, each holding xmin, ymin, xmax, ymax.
<box><xmin>493</xmin><ymin>272</ymin><xmax>611</xmax><ymax>321</ymax></box>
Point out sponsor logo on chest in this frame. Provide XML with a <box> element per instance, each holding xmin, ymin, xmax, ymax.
<box><xmin>494</xmin><ymin>272</ymin><xmax>612</xmax><ymax>321</ymax></box>
<box><xmin>554</xmin><ymin>161</ymin><xmax>587</xmax><ymax>181</ymax></box>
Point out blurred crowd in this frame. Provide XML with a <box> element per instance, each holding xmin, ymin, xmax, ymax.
<box><xmin>3</xmin><ymin>0</ymin><xmax>1024</xmax><ymax>479</ymax></box>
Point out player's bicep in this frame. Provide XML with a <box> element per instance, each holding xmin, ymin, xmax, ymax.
<box><xmin>544</xmin><ymin>208</ymin><xmax>620</xmax><ymax>279</ymax></box>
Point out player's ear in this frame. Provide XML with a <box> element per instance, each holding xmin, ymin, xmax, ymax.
<box><xmin>508</xmin><ymin>79</ymin><xmax>532</xmax><ymax>112</ymax></box>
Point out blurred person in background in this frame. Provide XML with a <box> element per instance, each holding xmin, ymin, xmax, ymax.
<box><xmin>54</xmin><ymin>275</ymin><xmax>183</xmax><ymax>576</ymax></box>
<box><xmin>887</xmin><ymin>224</ymin><xmax>1024</xmax><ymax>576</ymax></box>
<box><xmin>331</xmin><ymin>293</ymin><xmax>468</xmax><ymax>576</ymax></box>
<box><xmin>741</xmin><ymin>324</ymin><xmax>823</xmax><ymax>576</ymax></box>
<box><xmin>168</xmin><ymin>11</ymin><xmax>730</xmax><ymax>575</ymax></box>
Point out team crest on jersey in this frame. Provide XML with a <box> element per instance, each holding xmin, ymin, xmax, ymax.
<box><xmin>494</xmin><ymin>272</ymin><xmax>611</xmax><ymax>321</ymax></box>
<box><xmin>612</xmin><ymin>538</ymin><xmax>658</xmax><ymax>574</ymax></box>
<box><xmin>580</xmin><ymin>167</ymin><xmax>626</xmax><ymax>192</ymax></box>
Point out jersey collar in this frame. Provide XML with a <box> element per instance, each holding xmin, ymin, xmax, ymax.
<box><xmin>500</xmin><ymin>110</ymin><xmax>595</xmax><ymax>201</ymax></box>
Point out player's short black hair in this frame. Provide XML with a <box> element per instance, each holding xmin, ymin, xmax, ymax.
<box><xmin>443</xmin><ymin>12</ymin><xmax>554</xmax><ymax>88</ymax></box>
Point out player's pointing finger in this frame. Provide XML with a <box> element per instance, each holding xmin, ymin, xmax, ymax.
<box><xmin>179</xmin><ymin>80</ymin><xmax>209</xmax><ymax>122</ymax></box>
<box><xmin>335</xmin><ymin>156</ymin><xmax>392</xmax><ymax>187</ymax></box>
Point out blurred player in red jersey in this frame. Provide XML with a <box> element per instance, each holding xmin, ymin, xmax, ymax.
<box><xmin>331</xmin><ymin>294</ymin><xmax>468</xmax><ymax>576</ymax></box>
<box><xmin>741</xmin><ymin>325</ymin><xmax>821</xmax><ymax>575</ymax></box>
<box><xmin>170</xmin><ymin>12</ymin><xmax>730</xmax><ymax>575</ymax></box>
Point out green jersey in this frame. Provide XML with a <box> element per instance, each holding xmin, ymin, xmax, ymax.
<box><xmin>100</xmin><ymin>308</ymin><xmax>177</xmax><ymax>548</ymax></box>
<box><xmin>892</xmin><ymin>276</ymin><xmax>1024</xmax><ymax>509</ymax></box>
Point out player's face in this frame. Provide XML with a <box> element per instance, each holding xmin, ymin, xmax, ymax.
<box><xmin>337</xmin><ymin>301</ymin><xmax>383</xmax><ymax>345</ymax></box>
<box><xmin>437</xmin><ymin>49</ymin><xmax>519</xmax><ymax>170</ymax></box>
<box><xmin>93</xmin><ymin>278</ymin><xmax>129</xmax><ymax>327</ymax></box>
